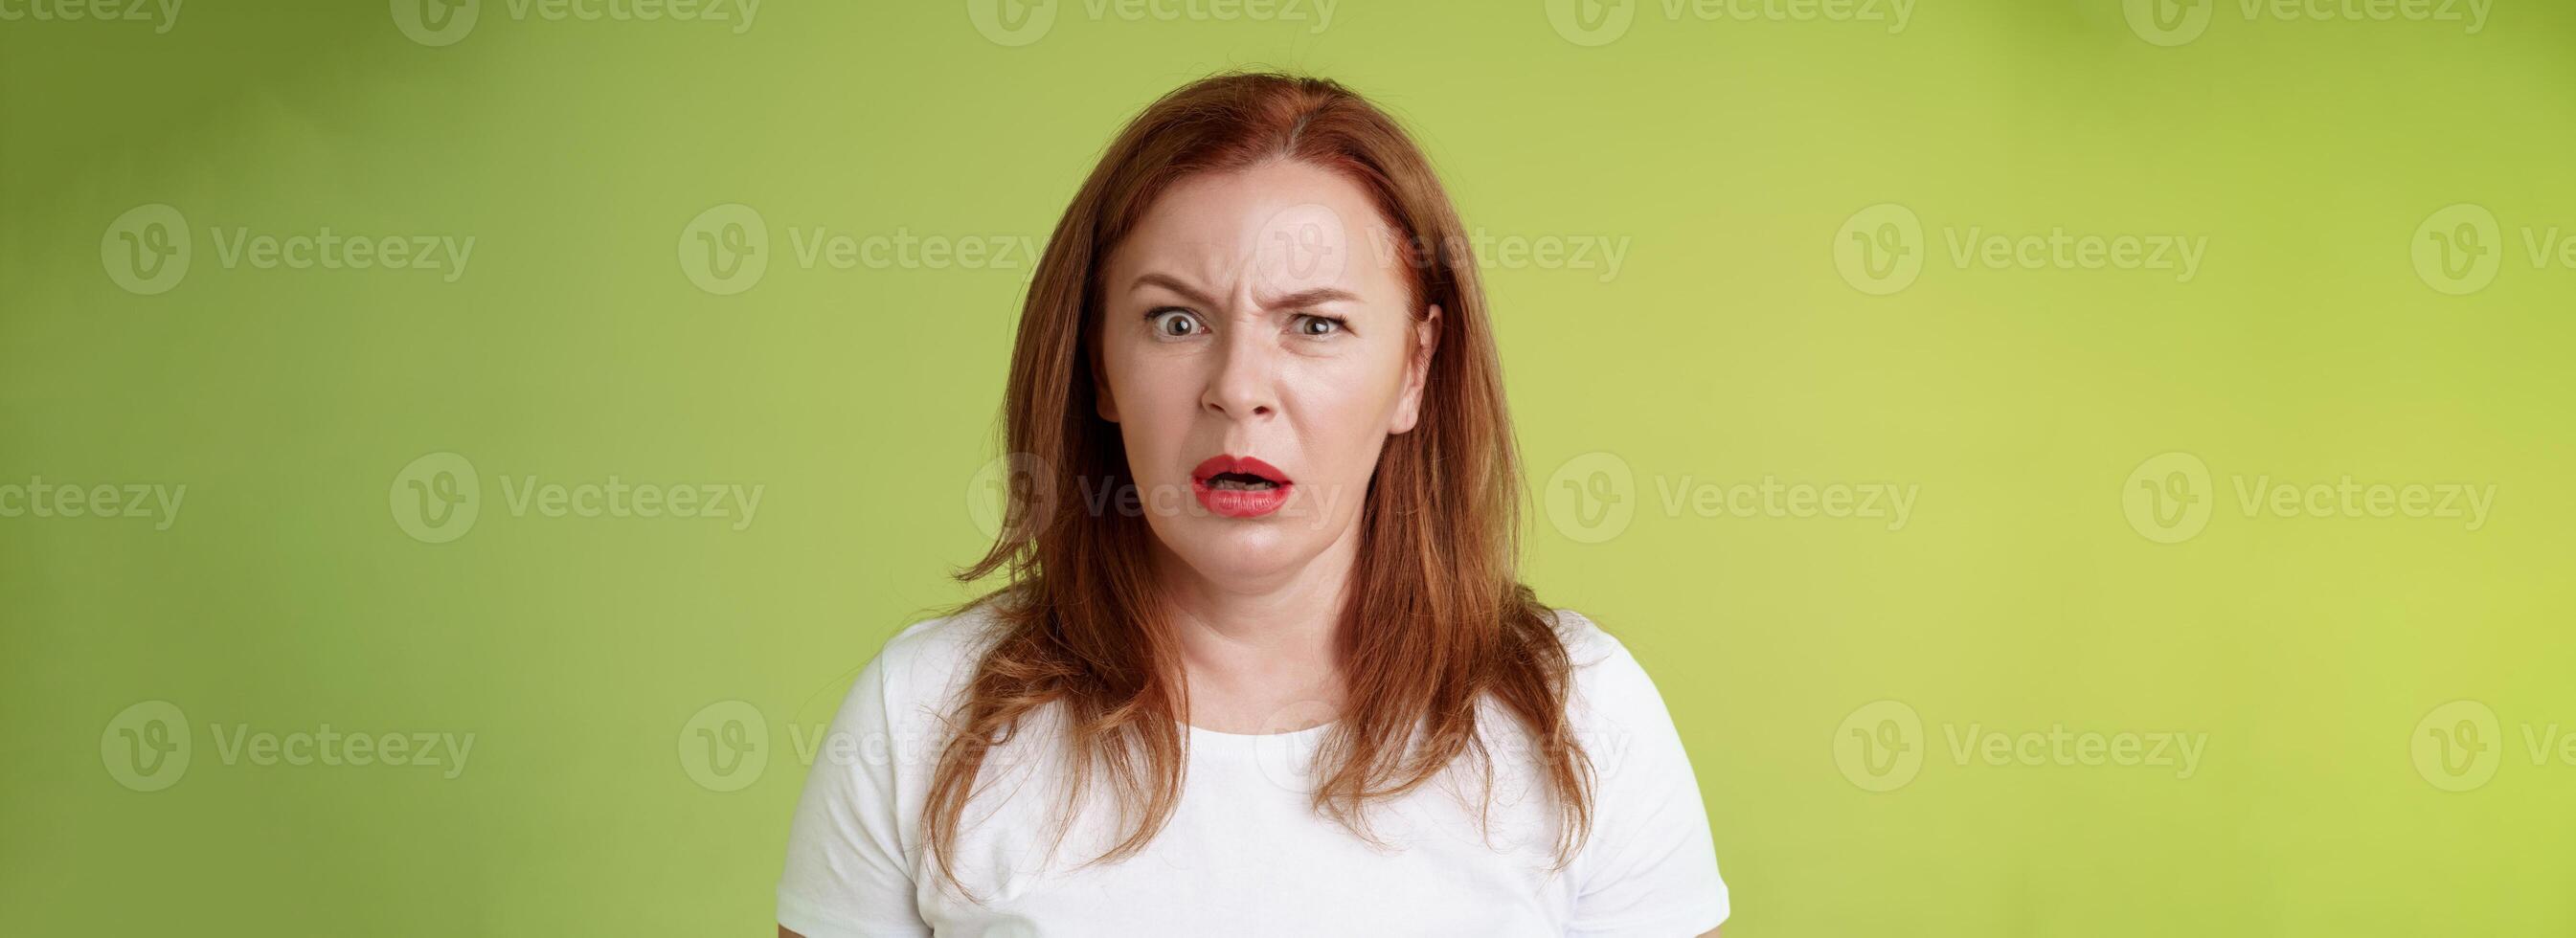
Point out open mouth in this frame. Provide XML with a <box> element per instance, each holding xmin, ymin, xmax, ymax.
<box><xmin>1202</xmin><ymin>471</ymin><xmax>1281</xmax><ymax>491</ymax></box>
<box><xmin>1189</xmin><ymin>455</ymin><xmax>1294</xmax><ymax>518</ymax></box>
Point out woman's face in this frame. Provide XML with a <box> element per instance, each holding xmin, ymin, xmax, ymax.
<box><xmin>1095</xmin><ymin>159</ymin><xmax>1438</xmax><ymax>588</ymax></box>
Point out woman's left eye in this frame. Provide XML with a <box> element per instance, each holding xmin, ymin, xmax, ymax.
<box><xmin>1291</xmin><ymin>314</ymin><xmax>1346</xmax><ymax>338</ymax></box>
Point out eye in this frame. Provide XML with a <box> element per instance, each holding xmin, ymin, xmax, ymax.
<box><xmin>1146</xmin><ymin>307</ymin><xmax>1206</xmax><ymax>338</ymax></box>
<box><xmin>1290</xmin><ymin>313</ymin><xmax>1347</xmax><ymax>338</ymax></box>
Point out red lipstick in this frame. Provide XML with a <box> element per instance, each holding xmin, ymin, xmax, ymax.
<box><xmin>1189</xmin><ymin>455</ymin><xmax>1293</xmax><ymax>519</ymax></box>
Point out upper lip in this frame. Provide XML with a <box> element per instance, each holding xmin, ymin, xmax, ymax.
<box><xmin>1191</xmin><ymin>455</ymin><xmax>1291</xmax><ymax>484</ymax></box>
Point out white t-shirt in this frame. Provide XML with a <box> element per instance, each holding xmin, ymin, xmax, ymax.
<box><xmin>777</xmin><ymin>604</ymin><xmax>1727</xmax><ymax>937</ymax></box>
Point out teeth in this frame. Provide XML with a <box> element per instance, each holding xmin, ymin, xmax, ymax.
<box><xmin>1207</xmin><ymin>478</ymin><xmax>1277</xmax><ymax>491</ymax></box>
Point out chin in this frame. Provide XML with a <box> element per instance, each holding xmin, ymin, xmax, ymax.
<box><xmin>1153</xmin><ymin>520</ymin><xmax>1319</xmax><ymax>585</ymax></box>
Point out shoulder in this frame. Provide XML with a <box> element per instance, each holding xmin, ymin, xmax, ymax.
<box><xmin>882</xmin><ymin>600</ymin><xmax>1010</xmax><ymax>680</ymax></box>
<box><xmin>1543</xmin><ymin>608</ymin><xmax>1730</xmax><ymax>935</ymax></box>
<box><xmin>1546</xmin><ymin>606</ymin><xmax>1625</xmax><ymax>669</ymax></box>
<box><xmin>1546</xmin><ymin>606</ymin><xmax>1658</xmax><ymax>698</ymax></box>
<box><xmin>1544</xmin><ymin>606</ymin><xmax>1692</xmax><ymax>752</ymax></box>
<box><xmin>843</xmin><ymin>598</ymin><xmax>1013</xmax><ymax>732</ymax></box>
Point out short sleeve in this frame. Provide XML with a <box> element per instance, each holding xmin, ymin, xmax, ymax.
<box><xmin>777</xmin><ymin>646</ymin><xmax>932</xmax><ymax>937</ymax></box>
<box><xmin>1561</xmin><ymin>612</ymin><xmax>1729</xmax><ymax>937</ymax></box>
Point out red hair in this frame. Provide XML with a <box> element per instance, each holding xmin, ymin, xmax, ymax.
<box><xmin>928</xmin><ymin>69</ymin><xmax>1593</xmax><ymax>902</ymax></box>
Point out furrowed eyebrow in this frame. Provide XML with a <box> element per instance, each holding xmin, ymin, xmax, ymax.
<box><xmin>1131</xmin><ymin>273</ymin><xmax>1218</xmax><ymax>308</ymax></box>
<box><xmin>1260</xmin><ymin>287</ymin><xmax>1362</xmax><ymax>310</ymax></box>
<box><xmin>1129</xmin><ymin>273</ymin><xmax>1361</xmax><ymax>312</ymax></box>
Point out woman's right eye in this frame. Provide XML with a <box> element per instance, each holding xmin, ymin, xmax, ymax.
<box><xmin>1146</xmin><ymin>307</ymin><xmax>1205</xmax><ymax>338</ymax></box>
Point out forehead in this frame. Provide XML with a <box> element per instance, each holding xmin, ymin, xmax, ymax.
<box><xmin>1107</xmin><ymin>160</ymin><xmax>1411</xmax><ymax>302</ymax></box>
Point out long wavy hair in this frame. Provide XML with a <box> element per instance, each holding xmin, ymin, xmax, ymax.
<box><xmin>926</xmin><ymin>70</ymin><xmax>1593</xmax><ymax>901</ymax></box>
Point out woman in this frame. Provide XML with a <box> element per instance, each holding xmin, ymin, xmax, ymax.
<box><xmin>778</xmin><ymin>71</ymin><xmax>1727</xmax><ymax>937</ymax></box>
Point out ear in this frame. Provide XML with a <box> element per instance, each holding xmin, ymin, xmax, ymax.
<box><xmin>1388</xmin><ymin>302</ymin><xmax>1440</xmax><ymax>435</ymax></box>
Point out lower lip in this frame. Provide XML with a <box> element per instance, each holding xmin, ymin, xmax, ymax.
<box><xmin>1191</xmin><ymin>478</ymin><xmax>1293</xmax><ymax>519</ymax></box>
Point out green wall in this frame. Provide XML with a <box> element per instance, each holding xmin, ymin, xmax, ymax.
<box><xmin>5</xmin><ymin>0</ymin><xmax>2571</xmax><ymax>933</ymax></box>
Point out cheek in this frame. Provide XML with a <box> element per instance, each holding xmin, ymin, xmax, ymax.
<box><xmin>1282</xmin><ymin>355</ymin><xmax>1407</xmax><ymax>457</ymax></box>
<box><xmin>1102</xmin><ymin>347</ymin><xmax>1204</xmax><ymax>468</ymax></box>
<box><xmin>1317</xmin><ymin>337</ymin><xmax>1412</xmax><ymax>411</ymax></box>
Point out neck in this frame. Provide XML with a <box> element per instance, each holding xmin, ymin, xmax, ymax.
<box><xmin>1147</xmin><ymin>519</ymin><xmax>1361</xmax><ymax>730</ymax></box>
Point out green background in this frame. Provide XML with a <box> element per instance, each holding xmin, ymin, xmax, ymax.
<box><xmin>5</xmin><ymin>0</ymin><xmax>2572</xmax><ymax>933</ymax></box>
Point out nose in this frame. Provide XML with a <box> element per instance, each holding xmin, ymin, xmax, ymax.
<box><xmin>1201</xmin><ymin>327</ymin><xmax>1277</xmax><ymax>419</ymax></box>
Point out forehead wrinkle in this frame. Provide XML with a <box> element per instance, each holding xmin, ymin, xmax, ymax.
<box><xmin>1120</xmin><ymin>235</ymin><xmax>1236</xmax><ymax>294</ymax></box>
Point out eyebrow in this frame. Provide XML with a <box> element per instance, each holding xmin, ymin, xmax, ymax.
<box><xmin>1128</xmin><ymin>272</ymin><xmax>1362</xmax><ymax>312</ymax></box>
